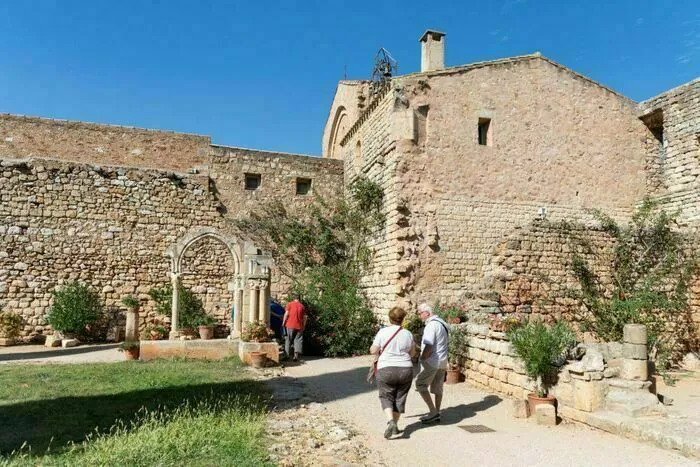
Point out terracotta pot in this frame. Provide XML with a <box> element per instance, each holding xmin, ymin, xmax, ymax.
<box><xmin>124</xmin><ymin>347</ymin><xmax>140</xmax><ymax>361</ymax></box>
<box><xmin>527</xmin><ymin>393</ymin><xmax>556</xmax><ymax>413</ymax></box>
<box><xmin>446</xmin><ymin>369</ymin><xmax>461</xmax><ymax>384</ymax></box>
<box><xmin>448</xmin><ymin>317</ymin><xmax>461</xmax><ymax>324</ymax></box>
<box><xmin>198</xmin><ymin>325</ymin><xmax>215</xmax><ymax>340</ymax></box>
<box><xmin>249</xmin><ymin>351</ymin><xmax>267</xmax><ymax>369</ymax></box>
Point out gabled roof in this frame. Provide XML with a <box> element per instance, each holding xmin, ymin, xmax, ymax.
<box><xmin>396</xmin><ymin>53</ymin><xmax>634</xmax><ymax>103</ymax></box>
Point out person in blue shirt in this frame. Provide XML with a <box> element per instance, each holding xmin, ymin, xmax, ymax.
<box><xmin>270</xmin><ymin>301</ymin><xmax>285</xmax><ymax>341</ymax></box>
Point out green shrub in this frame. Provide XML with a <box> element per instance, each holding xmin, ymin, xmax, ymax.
<box><xmin>507</xmin><ymin>322</ymin><xmax>576</xmax><ymax>396</ymax></box>
<box><xmin>240</xmin><ymin>321</ymin><xmax>273</xmax><ymax>343</ymax></box>
<box><xmin>0</xmin><ymin>308</ymin><xmax>23</xmax><ymax>339</ymax></box>
<box><xmin>295</xmin><ymin>266</ymin><xmax>378</xmax><ymax>357</ymax></box>
<box><xmin>435</xmin><ymin>303</ymin><xmax>467</xmax><ymax>323</ymax></box>
<box><xmin>46</xmin><ymin>282</ymin><xmax>104</xmax><ymax>336</ymax></box>
<box><xmin>148</xmin><ymin>284</ymin><xmax>205</xmax><ymax>330</ymax></box>
<box><xmin>447</xmin><ymin>324</ymin><xmax>469</xmax><ymax>370</ymax></box>
<box><xmin>121</xmin><ymin>296</ymin><xmax>139</xmax><ymax>310</ymax></box>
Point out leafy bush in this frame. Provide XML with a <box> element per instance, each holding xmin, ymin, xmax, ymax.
<box><xmin>447</xmin><ymin>324</ymin><xmax>470</xmax><ymax>370</ymax></box>
<box><xmin>294</xmin><ymin>266</ymin><xmax>378</xmax><ymax>357</ymax></box>
<box><xmin>141</xmin><ymin>323</ymin><xmax>169</xmax><ymax>340</ymax></box>
<box><xmin>47</xmin><ymin>282</ymin><xmax>104</xmax><ymax>336</ymax></box>
<box><xmin>234</xmin><ymin>176</ymin><xmax>384</xmax><ymax>357</ymax></box>
<box><xmin>196</xmin><ymin>314</ymin><xmax>217</xmax><ymax>327</ymax></box>
<box><xmin>118</xmin><ymin>340</ymin><xmax>140</xmax><ymax>351</ymax></box>
<box><xmin>241</xmin><ymin>321</ymin><xmax>274</xmax><ymax>343</ymax></box>
<box><xmin>121</xmin><ymin>296</ymin><xmax>139</xmax><ymax>310</ymax></box>
<box><xmin>0</xmin><ymin>308</ymin><xmax>23</xmax><ymax>339</ymax></box>
<box><xmin>148</xmin><ymin>284</ymin><xmax>205</xmax><ymax>330</ymax></box>
<box><xmin>507</xmin><ymin>322</ymin><xmax>576</xmax><ymax>396</ymax></box>
<box><xmin>435</xmin><ymin>303</ymin><xmax>467</xmax><ymax>323</ymax></box>
<box><xmin>569</xmin><ymin>199</ymin><xmax>698</xmax><ymax>371</ymax></box>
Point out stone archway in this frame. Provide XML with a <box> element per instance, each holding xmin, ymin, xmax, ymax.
<box><xmin>165</xmin><ymin>227</ymin><xmax>272</xmax><ymax>339</ymax></box>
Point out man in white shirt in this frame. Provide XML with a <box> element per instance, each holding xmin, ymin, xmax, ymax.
<box><xmin>415</xmin><ymin>302</ymin><xmax>449</xmax><ymax>423</ymax></box>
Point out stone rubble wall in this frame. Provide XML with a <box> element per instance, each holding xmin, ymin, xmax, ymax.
<box><xmin>0</xmin><ymin>145</ymin><xmax>345</xmax><ymax>337</ymax></box>
<box><xmin>0</xmin><ymin>114</ymin><xmax>211</xmax><ymax>173</ymax></box>
<box><xmin>0</xmin><ymin>156</ymin><xmax>228</xmax><ymax>337</ymax></box>
<box><xmin>639</xmin><ymin>79</ymin><xmax>700</xmax><ymax>198</ymax></box>
<box><xmin>207</xmin><ymin>145</ymin><xmax>344</xmax><ymax>300</ymax></box>
<box><xmin>341</xmin><ymin>89</ymin><xmax>402</xmax><ymax>317</ymax></box>
<box><xmin>463</xmin><ymin>324</ymin><xmax>665</xmax><ymax>420</ymax></box>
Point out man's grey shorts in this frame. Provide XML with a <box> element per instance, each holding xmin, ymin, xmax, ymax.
<box><xmin>415</xmin><ymin>362</ymin><xmax>446</xmax><ymax>395</ymax></box>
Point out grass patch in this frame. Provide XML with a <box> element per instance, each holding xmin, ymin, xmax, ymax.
<box><xmin>0</xmin><ymin>358</ymin><xmax>271</xmax><ymax>466</ymax></box>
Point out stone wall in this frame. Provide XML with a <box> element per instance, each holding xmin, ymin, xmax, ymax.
<box><xmin>208</xmin><ymin>145</ymin><xmax>345</xmax><ymax>300</ymax></box>
<box><xmin>0</xmin><ymin>156</ymin><xmax>228</xmax><ymax>338</ymax></box>
<box><xmin>0</xmin><ymin>114</ymin><xmax>211</xmax><ymax>172</ymax></box>
<box><xmin>639</xmin><ymin>79</ymin><xmax>700</xmax><ymax>200</ymax></box>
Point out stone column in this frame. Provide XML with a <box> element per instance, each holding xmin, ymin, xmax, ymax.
<box><xmin>125</xmin><ymin>308</ymin><xmax>139</xmax><ymax>341</ymax></box>
<box><xmin>249</xmin><ymin>286</ymin><xmax>259</xmax><ymax>324</ymax></box>
<box><xmin>233</xmin><ymin>288</ymin><xmax>244</xmax><ymax>337</ymax></box>
<box><xmin>169</xmin><ymin>273</ymin><xmax>181</xmax><ymax>339</ymax></box>
<box><xmin>258</xmin><ymin>280</ymin><xmax>269</xmax><ymax>324</ymax></box>
<box><xmin>621</xmin><ymin>324</ymin><xmax>648</xmax><ymax>380</ymax></box>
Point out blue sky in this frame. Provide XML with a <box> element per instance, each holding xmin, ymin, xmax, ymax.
<box><xmin>0</xmin><ymin>0</ymin><xmax>698</xmax><ymax>155</ymax></box>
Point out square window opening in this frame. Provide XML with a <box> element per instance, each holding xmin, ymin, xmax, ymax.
<box><xmin>245</xmin><ymin>173</ymin><xmax>261</xmax><ymax>190</ymax></box>
<box><xmin>296</xmin><ymin>178</ymin><xmax>312</xmax><ymax>195</ymax></box>
<box><xmin>478</xmin><ymin>118</ymin><xmax>491</xmax><ymax>146</ymax></box>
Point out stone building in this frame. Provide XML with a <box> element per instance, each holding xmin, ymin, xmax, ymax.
<box><xmin>322</xmin><ymin>30</ymin><xmax>699</xmax><ymax>338</ymax></box>
<box><xmin>0</xmin><ymin>29</ymin><xmax>698</xmax><ymax>343</ymax></box>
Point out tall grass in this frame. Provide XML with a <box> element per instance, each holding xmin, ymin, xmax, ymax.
<box><xmin>3</xmin><ymin>395</ymin><xmax>271</xmax><ymax>467</ymax></box>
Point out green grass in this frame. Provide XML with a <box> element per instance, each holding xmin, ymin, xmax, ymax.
<box><xmin>0</xmin><ymin>358</ymin><xmax>272</xmax><ymax>466</ymax></box>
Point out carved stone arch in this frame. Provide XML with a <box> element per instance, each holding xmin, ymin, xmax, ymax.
<box><xmin>327</xmin><ymin>106</ymin><xmax>349</xmax><ymax>160</ymax></box>
<box><xmin>165</xmin><ymin>227</ymin><xmax>242</xmax><ymax>276</ymax></box>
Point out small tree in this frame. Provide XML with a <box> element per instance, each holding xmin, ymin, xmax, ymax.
<box><xmin>0</xmin><ymin>307</ymin><xmax>23</xmax><ymax>340</ymax></box>
<box><xmin>47</xmin><ymin>282</ymin><xmax>104</xmax><ymax>336</ymax></box>
<box><xmin>507</xmin><ymin>322</ymin><xmax>576</xmax><ymax>397</ymax></box>
<box><xmin>233</xmin><ymin>176</ymin><xmax>383</xmax><ymax>357</ymax></box>
<box><xmin>148</xmin><ymin>284</ymin><xmax>205</xmax><ymax>330</ymax></box>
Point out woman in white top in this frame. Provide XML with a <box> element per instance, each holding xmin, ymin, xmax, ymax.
<box><xmin>369</xmin><ymin>306</ymin><xmax>417</xmax><ymax>439</ymax></box>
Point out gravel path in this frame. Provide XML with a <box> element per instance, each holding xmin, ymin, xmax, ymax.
<box><xmin>285</xmin><ymin>356</ymin><xmax>697</xmax><ymax>467</ymax></box>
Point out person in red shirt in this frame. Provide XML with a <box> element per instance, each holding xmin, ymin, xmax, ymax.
<box><xmin>283</xmin><ymin>295</ymin><xmax>307</xmax><ymax>361</ymax></box>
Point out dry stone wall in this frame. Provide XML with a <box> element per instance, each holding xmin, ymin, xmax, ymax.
<box><xmin>0</xmin><ymin>114</ymin><xmax>211</xmax><ymax>172</ymax></box>
<box><xmin>0</xmin><ymin>156</ymin><xmax>228</xmax><ymax>338</ymax></box>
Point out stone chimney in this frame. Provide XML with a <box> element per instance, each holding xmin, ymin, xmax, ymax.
<box><xmin>420</xmin><ymin>30</ymin><xmax>446</xmax><ymax>72</ymax></box>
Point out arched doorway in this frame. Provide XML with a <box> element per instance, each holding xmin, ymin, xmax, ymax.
<box><xmin>165</xmin><ymin>227</ymin><xmax>272</xmax><ymax>339</ymax></box>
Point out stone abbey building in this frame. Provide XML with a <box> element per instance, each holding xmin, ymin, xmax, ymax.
<box><xmin>1</xmin><ymin>30</ymin><xmax>699</xmax><ymax>344</ymax></box>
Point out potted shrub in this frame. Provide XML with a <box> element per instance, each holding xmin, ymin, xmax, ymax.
<box><xmin>141</xmin><ymin>323</ymin><xmax>169</xmax><ymax>340</ymax></box>
<box><xmin>118</xmin><ymin>340</ymin><xmax>140</xmax><ymax>360</ymax></box>
<box><xmin>241</xmin><ymin>321</ymin><xmax>274</xmax><ymax>368</ymax></box>
<box><xmin>0</xmin><ymin>308</ymin><xmax>23</xmax><ymax>345</ymax></box>
<box><xmin>436</xmin><ymin>303</ymin><xmax>467</xmax><ymax>324</ymax></box>
<box><xmin>46</xmin><ymin>282</ymin><xmax>104</xmax><ymax>339</ymax></box>
<box><xmin>121</xmin><ymin>296</ymin><xmax>139</xmax><ymax>311</ymax></box>
<box><xmin>197</xmin><ymin>315</ymin><xmax>217</xmax><ymax>340</ymax></box>
<box><xmin>446</xmin><ymin>324</ymin><xmax>469</xmax><ymax>384</ymax></box>
<box><xmin>507</xmin><ymin>321</ymin><xmax>576</xmax><ymax>411</ymax></box>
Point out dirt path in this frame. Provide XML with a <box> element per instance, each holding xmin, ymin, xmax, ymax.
<box><xmin>0</xmin><ymin>343</ymin><xmax>122</xmax><ymax>364</ymax></box>
<box><xmin>284</xmin><ymin>356</ymin><xmax>697</xmax><ymax>467</ymax></box>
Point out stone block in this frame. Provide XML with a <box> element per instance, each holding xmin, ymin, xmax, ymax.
<box><xmin>45</xmin><ymin>334</ymin><xmax>61</xmax><ymax>347</ymax></box>
<box><xmin>552</xmin><ymin>381</ymin><xmax>574</xmax><ymax>408</ymax></box>
<box><xmin>623</xmin><ymin>343</ymin><xmax>647</xmax><ymax>360</ymax></box>
<box><xmin>510</xmin><ymin>398</ymin><xmax>530</xmax><ymax>418</ymax></box>
<box><xmin>573</xmin><ymin>380</ymin><xmax>606</xmax><ymax>412</ymax></box>
<box><xmin>62</xmin><ymin>338</ymin><xmax>80</xmax><ymax>348</ymax></box>
<box><xmin>623</xmin><ymin>324</ymin><xmax>647</xmax><ymax>345</ymax></box>
<box><xmin>568</xmin><ymin>348</ymin><xmax>604</xmax><ymax>373</ymax></box>
<box><xmin>620</xmin><ymin>359</ymin><xmax>648</xmax><ymax>381</ymax></box>
<box><xmin>0</xmin><ymin>337</ymin><xmax>16</xmax><ymax>346</ymax></box>
<box><xmin>535</xmin><ymin>404</ymin><xmax>556</xmax><ymax>426</ymax></box>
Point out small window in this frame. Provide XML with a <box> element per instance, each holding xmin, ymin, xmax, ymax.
<box><xmin>296</xmin><ymin>178</ymin><xmax>312</xmax><ymax>195</ymax></box>
<box><xmin>478</xmin><ymin>118</ymin><xmax>491</xmax><ymax>146</ymax></box>
<box><xmin>245</xmin><ymin>173</ymin><xmax>261</xmax><ymax>190</ymax></box>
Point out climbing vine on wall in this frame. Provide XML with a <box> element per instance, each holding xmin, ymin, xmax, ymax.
<box><xmin>568</xmin><ymin>198</ymin><xmax>698</xmax><ymax>370</ymax></box>
<box><xmin>233</xmin><ymin>176</ymin><xmax>385</xmax><ymax>357</ymax></box>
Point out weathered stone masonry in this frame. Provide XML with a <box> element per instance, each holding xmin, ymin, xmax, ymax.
<box><xmin>0</xmin><ymin>118</ymin><xmax>344</xmax><ymax>337</ymax></box>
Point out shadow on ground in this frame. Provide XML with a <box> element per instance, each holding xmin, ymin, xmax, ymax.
<box><xmin>0</xmin><ymin>344</ymin><xmax>120</xmax><ymax>362</ymax></box>
<box><xmin>399</xmin><ymin>395</ymin><xmax>503</xmax><ymax>438</ymax></box>
<box><xmin>0</xmin><ymin>379</ymin><xmax>262</xmax><ymax>456</ymax></box>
